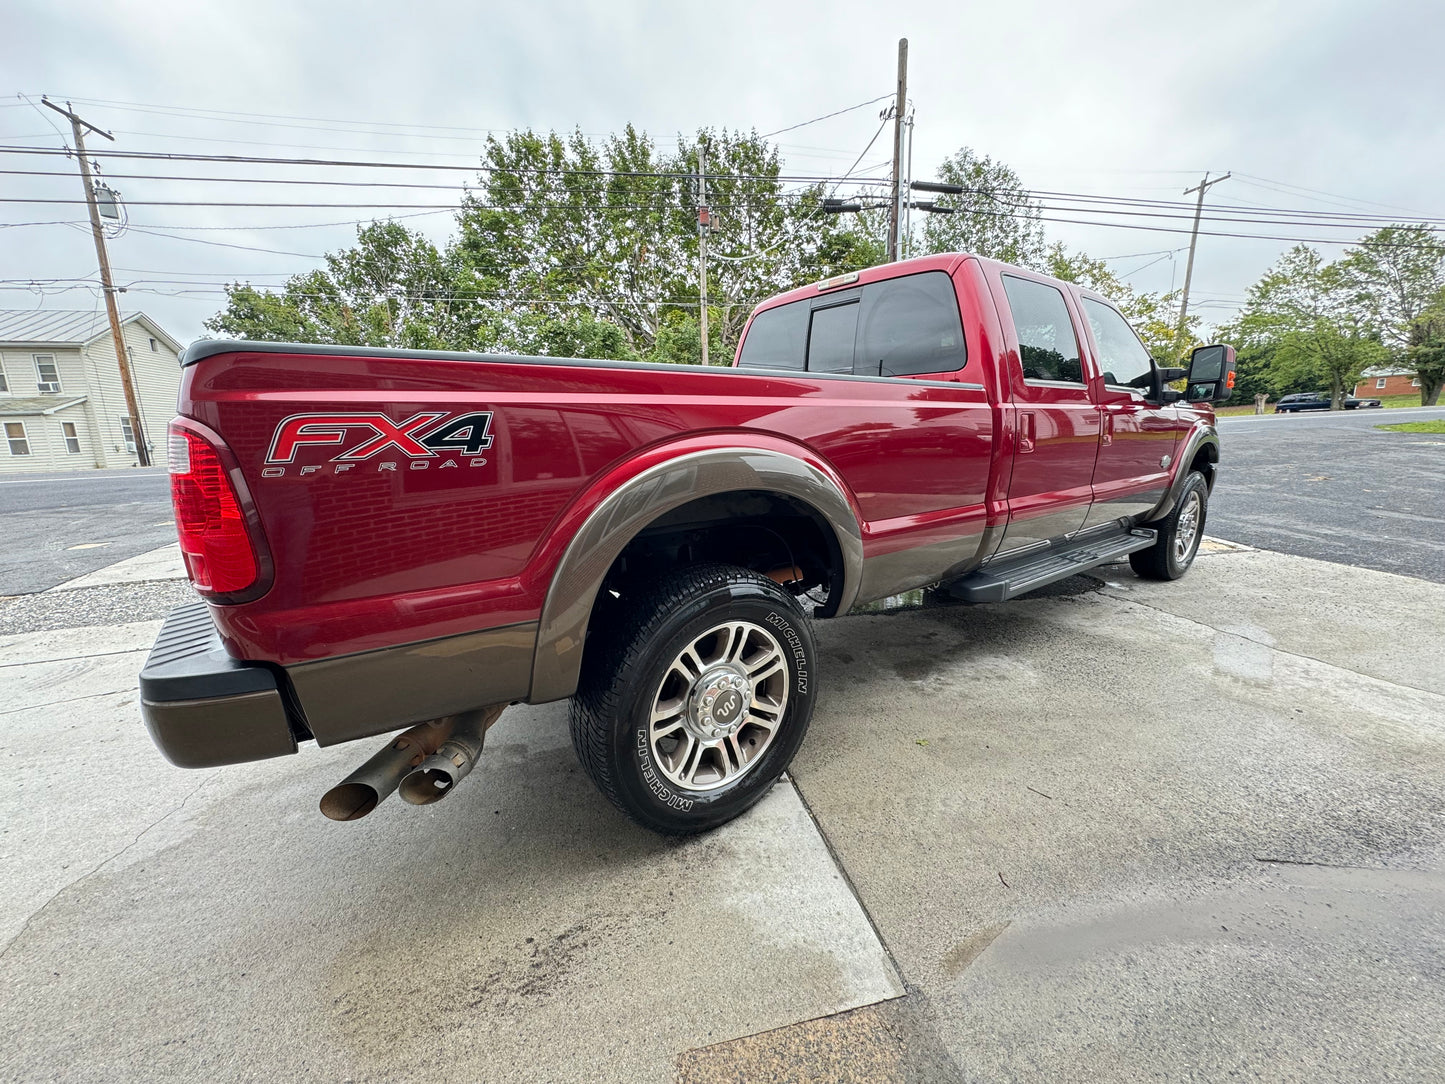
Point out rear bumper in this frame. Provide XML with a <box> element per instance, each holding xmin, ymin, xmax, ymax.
<box><xmin>139</xmin><ymin>603</ymin><xmax>298</xmax><ymax>768</ymax></box>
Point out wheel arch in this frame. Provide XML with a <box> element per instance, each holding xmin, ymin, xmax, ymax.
<box><xmin>1144</xmin><ymin>424</ymin><xmax>1219</xmax><ymax>523</ymax></box>
<box><xmin>529</xmin><ymin>447</ymin><xmax>864</xmax><ymax>703</ymax></box>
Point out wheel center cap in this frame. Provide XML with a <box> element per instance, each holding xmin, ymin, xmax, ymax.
<box><xmin>690</xmin><ymin>667</ymin><xmax>750</xmax><ymax>739</ymax></box>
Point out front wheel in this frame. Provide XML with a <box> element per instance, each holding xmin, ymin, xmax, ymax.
<box><xmin>1130</xmin><ymin>471</ymin><xmax>1208</xmax><ymax>581</ymax></box>
<box><xmin>570</xmin><ymin>563</ymin><xmax>816</xmax><ymax>835</ymax></box>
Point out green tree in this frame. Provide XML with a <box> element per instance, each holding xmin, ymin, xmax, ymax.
<box><xmin>1044</xmin><ymin>244</ymin><xmax>1196</xmax><ymax>360</ymax></box>
<box><xmin>1336</xmin><ymin>225</ymin><xmax>1445</xmax><ymax>350</ymax></box>
<box><xmin>1233</xmin><ymin>245</ymin><xmax>1386</xmax><ymax>406</ymax></box>
<box><xmin>918</xmin><ymin>148</ymin><xmax>1046</xmax><ymax>267</ymax></box>
<box><xmin>1406</xmin><ymin>290</ymin><xmax>1445</xmax><ymax>405</ymax></box>
<box><xmin>206</xmin><ymin>221</ymin><xmax>476</xmax><ymax>349</ymax></box>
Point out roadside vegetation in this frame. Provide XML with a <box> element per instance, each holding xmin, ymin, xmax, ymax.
<box><xmin>204</xmin><ymin>126</ymin><xmax>1445</xmax><ymax>407</ymax></box>
<box><xmin>1376</xmin><ymin>419</ymin><xmax>1445</xmax><ymax>433</ymax></box>
<box><xmin>205</xmin><ymin>128</ymin><xmax>1197</xmax><ymax>364</ymax></box>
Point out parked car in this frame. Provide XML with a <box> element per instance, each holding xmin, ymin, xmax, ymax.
<box><xmin>1275</xmin><ymin>392</ymin><xmax>1383</xmax><ymax>412</ymax></box>
<box><xmin>140</xmin><ymin>253</ymin><xmax>1236</xmax><ymax>835</ymax></box>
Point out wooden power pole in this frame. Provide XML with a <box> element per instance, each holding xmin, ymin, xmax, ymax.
<box><xmin>42</xmin><ymin>98</ymin><xmax>151</xmax><ymax>467</ymax></box>
<box><xmin>697</xmin><ymin>140</ymin><xmax>709</xmax><ymax>366</ymax></box>
<box><xmin>886</xmin><ymin>38</ymin><xmax>908</xmax><ymax>263</ymax></box>
<box><xmin>1175</xmin><ymin>170</ymin><xmax>1230</xmax><ymax>356</ymax></box>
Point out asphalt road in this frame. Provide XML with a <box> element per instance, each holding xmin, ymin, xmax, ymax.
<box><xmin>0</xmin><ymin>468</ymin><xmax>173</xmax><ymax>595</ymax></box>
<box><xmin>1210</xmin><ymin>406</ymin><xmax>1445</xmax><ymax>583</ymax></box>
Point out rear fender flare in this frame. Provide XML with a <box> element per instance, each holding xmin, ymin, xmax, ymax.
<box><xmin>529</xmin><ymin>447</ymin><xmax>864</xmax><ymax>703</ymax></box>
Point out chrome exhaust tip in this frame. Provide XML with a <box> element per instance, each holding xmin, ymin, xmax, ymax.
<box><xmin>319</xmin><ymin>719</ymin><xmax>453</xmax><ymax>821</ymax></box>
<box><xmin>398</xmin><ymin>705</ymin><xmax>502</xmax><ymax>806</ymax></box>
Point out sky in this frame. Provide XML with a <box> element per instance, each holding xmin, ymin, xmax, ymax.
<box><xmin>3</xmin><ymin>0</ymin><xmax>1443</xmax><ymax>344</ymax></box>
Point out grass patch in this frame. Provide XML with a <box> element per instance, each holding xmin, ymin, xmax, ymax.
<box><xmin>1376</xmin><ymin>419</ymin><xmax>1445</xmax><ymax>434</ymax></box>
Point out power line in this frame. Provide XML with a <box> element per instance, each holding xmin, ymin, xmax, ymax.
<box><xmin>759</xmin><ymin>94</ymin><xmax>894</xmax><ymax>138</ymax></box>
<box><xmin>0</xmin><ymin>144</ymin><xmax>893</xmax><ymax>186</ymax></box>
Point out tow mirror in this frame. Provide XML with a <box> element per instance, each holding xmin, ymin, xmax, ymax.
<box><xmin>1186</xmin><ymin>344</ymin><xmax>1237</xmax><ymax>404</ymax></box>
<box><xmin>1150</xmin><ymin>363</ymin><xmax>1187</xmax><ymax>404</ymax></box>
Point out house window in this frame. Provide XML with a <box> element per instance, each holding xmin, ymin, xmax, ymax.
<box><xmin>33</xmin><ymin>355</ymin><xmax>61</xmax><ymax>393</ymax></box>
<box><xmin>5</xmin><ymin>421</ymin><xmax>30</xmax><ymax>456</ymax></box>
<box><xmin>1376</xmin><ymin>377</ymin><xmax>1387</xmax><ymax>389</ymax></box>
<box><xmin>61</xmin><ymin>421</ymin><xmax>81</xmax><ymax>454</ymax></box>
<box><xmin>149</xmin><ymin>337</ymin><xmax>158</xmax><ymax>351</ymax></box>
<box><xmin>0</xmin><ymin>359</ymin><xmax>8</xmax><ymax>393</ymax></box>
<box><xmin>120</xmin><ymin>416</ymin><xmax>136</xmax><ymax>451</ymax></box>
<box><xmin>1413</xmin><ymin>377</ymin><xmax>1422</xmax><ymax>387</ymax></box>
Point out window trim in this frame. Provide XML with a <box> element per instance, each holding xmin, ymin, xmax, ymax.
<box><xmin>0</xmin><ymin>356</ymin><xmax>9</xmax><ymax>394</ymax></box>
<box><xmin>61</xmin><ymin>420</ymin><xmax>81</xmax><ymax>454</ymax></box>
<box><xmin>1376</xmin><ymin>377</ymin><xmax>1388</xmax><ymax>389</ymax></box>
<box><xmin>32</xmin><ymin>353</ymin><xmax>62</xmax><ymax>393</ymax></box>
<box><xmin>5</xmin><ymin>420</ymin><xmax>31</xmax><ymax>456</ymax></box>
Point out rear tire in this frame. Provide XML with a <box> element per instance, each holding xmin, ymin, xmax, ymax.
<box><xmin>570</xmin><ymin>563</ymin><xmax>816</xmax><ymax>835</ymax></box>
<box><xmin>1130</xmin><ymin>471</ymin><xmax>1208</xmax><ymax>581</ymax></box>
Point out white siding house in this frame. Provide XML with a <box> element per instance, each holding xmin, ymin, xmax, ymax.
<box><xmin>0</xmin><ymin>310</ymin><xmax>183</xmax><ymax>474</ymax></box>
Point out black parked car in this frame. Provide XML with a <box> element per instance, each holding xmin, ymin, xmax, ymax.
<box><xmin>1275</xmin><ymin>392</ymin><xmax>1383</xmax><ymax>412</ymax></box>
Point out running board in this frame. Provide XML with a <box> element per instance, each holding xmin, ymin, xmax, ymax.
<box><xmin>944</xmin><ymin>528</ymin><xmax>1157</xmax><ymax>604</ymax></box>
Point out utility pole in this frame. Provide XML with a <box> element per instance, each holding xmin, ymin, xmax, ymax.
<box><xmin>1175</xmin><ymin>170</ymin><xmax>1230</xmax><ymax>356</ymax></box>
<box><xmin>42</xmin><ymin>98</ymin><xmax>150</xmax><ymax>466</ymax></box>
<box><xmin>886</xmin><ymin>38</ymin><xmax>908</xmax><ymax>263</ymax></box>
<box><xmin>697</xmin><ymin>140</ymin><xmax>709</xmax><ymax>367</ymax></box>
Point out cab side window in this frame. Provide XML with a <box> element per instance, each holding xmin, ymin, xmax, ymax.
<box><xmin>1081</xmin><ymin>297</ymin><xmax>1154</xmax><ymax>391</ymax></box>
<box><xmin>1001</xmin><ymin>275</ymin><xmax>1084</xmax><ymax>384</ymax></box>
<box><xmin>855</xmin><ymin>271</ymin><xmax>967</xmax><ymax>377</ymax></box>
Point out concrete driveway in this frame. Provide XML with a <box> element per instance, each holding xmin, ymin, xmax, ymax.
<box><xmin>2</xmin><ymin>543</ymin><xmax>1443</xmax><ymax>1082</ymax></box>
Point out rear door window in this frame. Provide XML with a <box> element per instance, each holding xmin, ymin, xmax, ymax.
<box><xmin>737</xmin><ymin>301</ymin><xmax>808</xmax><ymax>370</ymax></box>
<box><xmin>855</xmin><ymin>271</ymin><xmax>966</xmax><ymax>377</ymax></box>
<box><xmin>1001</xmin><ymin>275</ymin><xmax>1085</xmax><ymax>384</ymax></box>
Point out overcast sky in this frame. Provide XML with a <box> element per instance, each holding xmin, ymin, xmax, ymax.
<box><xmin>4</xmin><ymin>0</ymin><xmax>1442</xmax><ymax>344</ymax></box>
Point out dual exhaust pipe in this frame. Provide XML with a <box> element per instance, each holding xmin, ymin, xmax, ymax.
<box><xmin>319</xmin><ymin>704</ymin><xmax>505</xmax><ymax>822</ymax></box>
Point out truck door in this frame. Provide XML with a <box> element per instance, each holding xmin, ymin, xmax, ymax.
<box><xmin>1076</xmin><ymin>295</ymin><xmax>1181</xmax><ymax>528</ymax></box>
<box><xmin>990</xmin><ymin>271</ymin><xmax>1100</xmax><ymax>556</ymax></box>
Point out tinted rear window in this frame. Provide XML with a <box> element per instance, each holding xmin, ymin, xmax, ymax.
<box><xmin>737</xmin><ymin>301</ymin><xmax>808</xmax><ymax>370</ymax></box>
<box><xmin>807</xmin><ymin>302</ymin><xmax>860</xmax><ymax>373</ymax></box>
<box><xmin>855</xmin><ymin>271</ymin><xmax>966</xmax><ymax>377</ymax></box>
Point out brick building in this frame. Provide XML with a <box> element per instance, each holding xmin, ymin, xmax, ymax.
<box><xmin>1353</xmin><ymin>366</ymin><xmax>1421</xmax><ymax>399</ymax></box>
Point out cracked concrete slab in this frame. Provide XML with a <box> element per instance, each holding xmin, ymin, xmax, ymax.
<box><xmin>0</xmin><ymin>619</ymin><xmax>901</xmax><ymax>1082</ymax></box>
<box><xmin>790</xmin><ymin>547</ymin><xmax>1445</xmax><ymax>1081</ymax></box>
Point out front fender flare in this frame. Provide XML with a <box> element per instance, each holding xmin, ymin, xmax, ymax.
<box><xmin>1145</xmin><ymin>423</ymin><xmax>1219</xmax><ymax>523</ymax></box>
<box><xmin>529</xmin><ymin>447</ymin><xmax>864</xmax><ymax>704</ymax></box>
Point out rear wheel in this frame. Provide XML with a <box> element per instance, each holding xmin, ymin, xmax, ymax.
<box><xmin>570</xmin><ymin>563</ymin><xmax>816</xmax><ymax>835</ymax></box>
<box><xmin>1130</xmin><ymin>471</ymin><xmax>1208</xmax><ymax>581</ymax></box>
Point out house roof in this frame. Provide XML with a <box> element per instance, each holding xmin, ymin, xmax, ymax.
<box><xmin>1360</xmin><ymin>365</ymin><xmax>1415</xmax><ymax>378</ymax></box>
<box><xmin>0</xmin><ymin>395</ymin><xmax>88</xmax><ymax>417</ymax></box>
<box><xmin>0</xmin><ymin>310</ymin><xmax>183</xmax><ymax>353</ymax></box>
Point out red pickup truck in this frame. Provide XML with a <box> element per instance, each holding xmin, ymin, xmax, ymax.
<box><xmin>140</xmin><ymin>253</ymin><xmax>1235</xmax><ymax>834</ymax></box>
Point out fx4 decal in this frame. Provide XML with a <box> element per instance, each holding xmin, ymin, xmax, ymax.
<box><xmin>261</xmin><ymin>411</ymin><xmax>495</xmax><ymax>477</ymax></box>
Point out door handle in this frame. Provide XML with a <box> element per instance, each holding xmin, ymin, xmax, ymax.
<box><xmin>1018</xmin><ymin>411</ymin><xmax>1036</xmax><ymax>454</ymax></box>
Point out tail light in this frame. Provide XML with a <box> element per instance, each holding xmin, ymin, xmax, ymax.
<box><xmin>168</xmin><ymin>420</ymin><xmax>264</xmax><ymax>597</ymax></box>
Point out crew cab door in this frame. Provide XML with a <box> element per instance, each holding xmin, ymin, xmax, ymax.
<box><xmin>989</xmin><ymin>270</ymin><xmax>1100</xmax><ymax>555</ymax></box>
<box><xmin>1076</xmin><ymin>295</ymin><xmax>1181</xmax><ymax>527</ymax></box>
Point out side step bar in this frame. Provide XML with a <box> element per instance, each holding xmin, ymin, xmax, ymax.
<box><xmin>944</xmin><ymin>528</ymin><xmax>1157</xmax><ymax>604</ymax></box>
